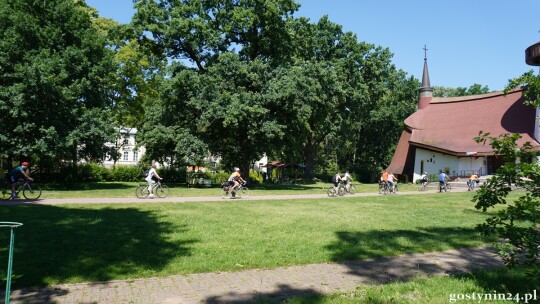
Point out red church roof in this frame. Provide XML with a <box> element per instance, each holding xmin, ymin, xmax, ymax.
<box><xmin>386</xmin><ymin>88</ymin><xmax>540</xmax><ymax>174</ymax></box>
<box><xmin>405</xmin><ymin>89</ymin><xmax>539</xmax><ymax>155</ymax></box>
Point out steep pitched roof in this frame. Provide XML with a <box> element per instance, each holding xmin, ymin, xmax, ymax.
<box><xmin>404</xmin><ymin>89</ymin><xmax>539</xmax><ymax>155</ymax></box>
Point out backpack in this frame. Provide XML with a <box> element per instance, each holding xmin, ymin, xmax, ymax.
<box><xmin>142</xmin><ymin>169</ymin><xmax>150</xmax><ymax>178</ymax></box>
<box><xmin>331</xmin><ymin>175</ymin><xmax>337</xmax><ymax>183</ymax></box>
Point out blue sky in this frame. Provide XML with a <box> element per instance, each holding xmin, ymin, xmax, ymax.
<box><xmin>86</xmin><ymin>0</ymin><xmax>540</xmax><ymax>91</ymax></box>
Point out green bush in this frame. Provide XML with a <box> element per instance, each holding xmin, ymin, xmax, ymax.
<box><xmin>78</xmin><ymin>163</ymin><xmax>110</xmax><ymax>182</ymax></box>
<box><xmin>207</xmin><ymin>171</ymin><xmax>229</xmax><ymax>184</ymax></box>
<box><xmin>110</xmin><ymin>165</ymin><xmax>143</xmax><ymax>182</ymax></box>
<box><xmin>249</xmin><ymin>169</ymin><xmax>263</xmax><ymax>184</ymax></box>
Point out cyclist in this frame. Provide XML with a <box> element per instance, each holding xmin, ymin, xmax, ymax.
<box><xmin>228</xmin><ymin>167</ymin><xmax>246</xmax><ymax>198</ymax></box>
<box><xmin>379</xmin><ymin>170</ymin><xmax>389</xmax><ymax>194</ymax></box>
<box><xmin>439</xmin><ymin>171</ymin><xmax>448</xmax><ymax>192</ymax></box>
<box><xmin>387</xmin><ymin>172</ymin><xmax>397</xmax><ymax>193</ymax></box>
<box><xmin>145</xmin><ymin>162</ymin><xmax>162</xmax><ymax>199</ymax></box>
<box><xmin>468</xmin><ymin>173</ymin><xmax>479</xmax><ymax>191</ymax></box>
<box><xmin>8</xmin><ymin>161</ymin><xmax>33</xmax><ymax>199</ymax></box>
<box><xmin>332</xmin><ymin>172</ymin><xmax>342</xmax><ymax>192</ymax></box>
<box><xmin>420</xmin><ymin>172</ymin><xmax>429</xmax><ymax>189</ymax></box>
<box><xmin>342</xmin><ymin>171</ymin><xmax>353</xmax><ymax>192</ymax></box>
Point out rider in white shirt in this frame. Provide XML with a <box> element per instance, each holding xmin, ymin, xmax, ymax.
<box><xmin>342</xmin><ymin>171</ymin><xmax>353</xmax><ymax>192</ymax></box>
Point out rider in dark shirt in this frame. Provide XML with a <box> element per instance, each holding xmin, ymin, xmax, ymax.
<box><xmin>7</xmin><ymin>162</ymin><xmax>33</xmax><ymax>199</ymax></box>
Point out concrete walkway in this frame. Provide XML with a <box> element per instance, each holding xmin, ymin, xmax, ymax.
<box><xmin>4</xmin><ymin>187</ymin><xmax>494</xmax><ymax>303</ymax></box>
<box><xmin>9</xmin><ymin>246</ymin><xmax>502</xmax><ymax>304</ymax></box>
<box><xmin>2</xmin><ymin>185</ymin><xmax>471</xmax><ymax>206</ymax></box>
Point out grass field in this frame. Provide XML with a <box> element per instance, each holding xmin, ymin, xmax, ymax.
<box><xmin>0</xmin><ymin>191</ymin><xmax>501</xmax><ymax>288</ymax></box>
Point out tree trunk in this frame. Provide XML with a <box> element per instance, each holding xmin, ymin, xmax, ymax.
<box><xmin>303</xmin><ymin>141</ymin><xmax>315</xmax><ymax>180</ymax></box>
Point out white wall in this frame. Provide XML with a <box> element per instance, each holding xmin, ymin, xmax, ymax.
<box><xmin>412</xmin><ymin>148</ymin><xmax>488</xmax><ymax>182</ymax></box>
<box><xmin>413</xmin><ymin>149</ymin><xmax>458</xmax><ymax>182</ymax></box>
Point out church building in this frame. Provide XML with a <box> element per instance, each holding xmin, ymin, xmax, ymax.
<box><xmin>386</xmin><ymin>48</ymin><xmax>540</xmax><ymax>182</ymax></box>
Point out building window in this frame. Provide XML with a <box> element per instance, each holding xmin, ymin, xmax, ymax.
<box><xmin>133</xmin><ymin>152</ymin><xmax>138</xmax><ymax>162</ymax></box>
<box><xmin>123</xmin><ymin>151</ymin><xmax>129</xmax><ymax>161</ymax></box>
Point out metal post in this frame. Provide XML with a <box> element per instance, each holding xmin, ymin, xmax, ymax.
<box><xmin>1</xmin><ymin>222</ymin><xmax>23</xmax><ymax>304</ymax></box>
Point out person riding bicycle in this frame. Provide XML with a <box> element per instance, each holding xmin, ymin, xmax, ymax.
<box><xmin>439</xmin><ymin>171</ymin><xmax>448</xmax><ymax>192</ymax></box>
<box><xmin>387</xmin><ymin>172</ymin><xmax>397</xmax><ymax>193</ymax></box>
<box><xmin>379</xmin><ymin>170</ymin><xmax>389</xmax><ymax>193</ymax></box>
<box><xmin>342</xmin><ymin>171</ymin><xmax>353</xmax><ymax>192</ymax></box>
<box><xmin>332</xmin><ymin>172</ymin><xmax>342</xmax><ymax>192</ymax></box>
<box><xmin>228</xmin><ymin>168</ymin><xmax>245</xmax><ymax>198</ymax></box>
<box><xmin>145</xmin><ymin>162</ymin><xmax>162</xmax><ymax>199</ymax></box>
<box><xmin>468</xmin><ymin>173</ymin><xmax>479</xmax><ymax>191</ymax></box>
<box><xmin>420</xmin><ymin>172</ymin><xmax>429</xmax><ymax>188</ymax></box>
<box><xmin>8</xmin><ymin>161</ymin><xmax>33</xmax><ymax>199</ymax></box>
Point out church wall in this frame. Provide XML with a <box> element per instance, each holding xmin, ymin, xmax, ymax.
<box><xmin>457</xmin><ymin>157</ymin><xmax>485</xmax><ymax>176</ymax></box>
<box><xmin>413</xmin><ymin>149</ymin><xmax>459</xmax><ymax>182</ymax></box>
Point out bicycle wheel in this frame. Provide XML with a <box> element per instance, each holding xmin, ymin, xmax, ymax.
<box><xmin>337</xmin><ymin>186</ymin><xmax>345</xmax><ymax>196</ymax></box>
<box><xmin>136</xmin><ymin>185</ymin><xmax>150</xmax><ymax>198</ymax></box>
<box><xmin>23</xmin><ymin>184</ymin><xmax>41</xmax><ymax>200</ymax></box>
<box><xmin>238</xmin><ymin>187</ymin><xmax>249</xmax><ymax>198</ymax></box>
<box><xmin>221</xmin><ymin>188</ymin><xmax>231</xmax><ymax>199</ymax></box>
<box><xmin>348</xmin><ymin>184</ymin><xmax>357</xmax><ymax>194</ymax></box>
<box><xmin>155</xmin><ymin>184</ymin><xmax>169</xmax><ymax>198</ymax></box>
<box><xmin>327</xmin><ymin>187</ymin><xmax>336</xmax><ymax>197</ymax></box>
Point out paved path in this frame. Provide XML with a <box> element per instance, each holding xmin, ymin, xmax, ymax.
<box><xmin>9</xmin><ymin>246</ymin><xmax>502</xmax><ymax>304</ymax></box>
<box><xmin>3</xmin><ymin>186</ymin><xmax>470</xmax><ymax>206</ymax></box>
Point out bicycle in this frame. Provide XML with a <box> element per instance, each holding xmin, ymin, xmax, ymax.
<box><xmin>438</xmin><ymin>181</ymin><xmax>451</xmax><ymax>192</ymax></box>
<box><xmin>418</xmin><ymin>180</ymin><xmax>429</xmax><ymax>191</ymax></box>
<box><xmin>2</xmin><ymin>179</ymin><xmax>42</xmax><ymax>200</ymax></box>
<box><xmin>467</xmin><ymin>180</ymin><xmax>477</xmax><ymax>191</ymax></box>
<box><xmin>378</xmin><ymin>181</ymin><xmax>396</xmax><ymax>195</ymax></box>
<box><xmin>342</xmin><ymin>182</ymin><xmax>356</xmax><ymax>194</ymax></box>
<box><xmin>222</xmin><ymin>181</ymin><xmax>249</xmax><ymax>199</ymax></box>
<box><xmin>135</xmin><ymin>180</ymin><xmax>169</xmax><ymax>198</ymax></box>
<box><xmin>327</xmin><ymin>185</ymin><xmax>345</xmax><ymax>197</ymax></box>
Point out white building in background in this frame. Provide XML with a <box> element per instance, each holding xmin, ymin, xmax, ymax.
<box><xmin>102</xmin><ymin>127</ymin><xmax>268</xmax><ymax>170</ymax></box>
<box><xmin>103</xmin><ymin>127</ymin><xmax>146</xmax><ymax>168</ymax></box>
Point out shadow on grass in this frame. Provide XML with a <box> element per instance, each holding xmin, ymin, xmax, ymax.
<box><xmin>326</xmin><ymin>227</ymin><xmax>493</xmax><ymax>262</ymax></box>
<box><xmin>250</xmin><ymin>183</ymin><xmax>323</xmax><ymax>191</ymax></box>
<box><xmin>203</xmin><ymin>284</ymin><xmax>326</xmax><ymax>304</ymax></box>
<box><xmin>0</xmin><ymin>204</ymin><xmax>197</xmax><ymax>291</ymax></box>
<box><xmin>325</xmin><ymin>227</ymin><xmax>503</xmax><ymax>285</ymax></box>
<box><xmin>455</xmin><ymin>267</ymin><xmax>540</xmax><ymax>295</ymax></box>
<box><xmin>41</xmin><ymin>181</ymin><xmax>135</xmax><ymax>191</ymax></box>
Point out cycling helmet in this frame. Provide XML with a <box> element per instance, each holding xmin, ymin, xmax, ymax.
<box><xmin>21</xmin><ymin>162</ymin><xmax>29</xmax><ymax>166</ymax></box>
<box><xmin>235</xmin><ymin>167</ymin><xmax>240</xmax><ymax>171</ymax></box>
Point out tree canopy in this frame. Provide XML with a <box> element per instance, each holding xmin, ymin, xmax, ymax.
<box><xmin>0</xmin><ymin>0</ymin><xmax>117</xmax><ymax>169</ymax></box>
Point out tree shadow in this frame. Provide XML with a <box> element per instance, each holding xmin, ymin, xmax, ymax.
<box><xmin>0</xmin><ymin>204</ymin><xmax>197</xmax><ymax>290</ymax></box>
<box><xmin>326</xmin><ymin>227</ymin><xmax>493</xmax><ymax>262</ymax></box>
<box><xmin>325</xmin><ymin>227</ymin><xmax>501</xmax><ymax>284</ymax></box>
<box><xmin>202</xmin><ymin>284</ymin><xmax>326</xmax><ymax>304</ymax></box>
<box><xmin>454</xmin><ymin>267</ymin><xmax>540</xmax><ymax>295</ymax></box>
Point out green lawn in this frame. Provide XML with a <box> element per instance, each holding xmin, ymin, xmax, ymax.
<box><xmin>285</xmin><ymin>267</ymin><xmax>538</xmax><ymax>303</ymax></box>
<box><xmin>0</xmin><ymin>191</ymin><xmax>500</xmax><ymax>288</ymax></box>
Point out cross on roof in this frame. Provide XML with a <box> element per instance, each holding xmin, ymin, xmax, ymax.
<box><xmin>423</xmin><ymin>45</ymin><xmax>428</xmax><ymax>59</ymax></box>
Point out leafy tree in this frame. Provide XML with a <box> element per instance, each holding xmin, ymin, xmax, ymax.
<box><xmin>275</xmin><ymin>16</ymin><xmax>418</xmax><ymax>179</ymax></box>
<box><xmin>433</xmin><ymin>83</ymin><xmax>490</xmax><ymax>97</ymax></box>
<box><xmin>131</xmin><ymin>0</ymin><xmax>298</xmax><ymax>171</ymax></box>
<box><xmin>473</xmin><ymin>70</ymin><xmax>540</xmax><ymax>279</ymax></box>
<box><xmin>0</xmin><ymin>0</ymin><xmax>117</xmax><ymax>170</ymax></box>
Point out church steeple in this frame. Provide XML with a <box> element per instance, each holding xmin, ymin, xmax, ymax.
<box><xmin>418</xmin><ymin>45</ymin><xmax>433</xmax><ymax>109</ymax></box>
